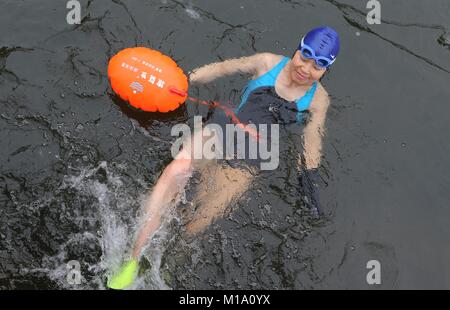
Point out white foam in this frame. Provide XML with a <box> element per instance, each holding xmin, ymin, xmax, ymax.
<box><xmin>185</xmin><ymin>6</ymin><xmax>201</xmax><ymax>20</ymax></box>
<box><xmin>22</xmin><ymin>161</ymin><xmax>183</xmax><ymax>289</ymax></box>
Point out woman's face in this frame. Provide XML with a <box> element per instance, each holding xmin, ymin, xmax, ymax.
<box><xmin>290</xmin><ymin>50</ymin><xmax>326</xmax><ymax>85</ymax></box>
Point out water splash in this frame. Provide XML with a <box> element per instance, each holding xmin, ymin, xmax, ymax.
<box><xmin>20</xmin><ymin>161</ymin><xmax>178</xmax><ymax>289</ymax></box>
<box><xmin>185</xmin><ymin>7</ymin><xmax>201</xmax><ymax>20</ymax></box>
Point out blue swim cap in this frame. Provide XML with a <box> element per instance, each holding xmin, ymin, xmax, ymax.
<box><xmin>299</xmin><ymin>26</ymin><xmax>340</xmax><ymax>63</ymax></box>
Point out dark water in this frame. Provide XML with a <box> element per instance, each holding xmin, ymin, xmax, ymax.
<box><xmin>1</xmin><ymin>0</ymin><xmax>449</xmax><ymax>289</ymax></box>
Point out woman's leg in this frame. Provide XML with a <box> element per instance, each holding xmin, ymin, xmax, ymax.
<box><xmin>131</xmin><ymin>151</ymin><xmax>193</xmax><ymax>259</ymax></box>
<box><xmin>131</xmin><ymin>127</ymin><xmax>206</xmax><ymax>259</ymax></box>
<box><xmin>185</xmin><ymin>162</ymin><xmax>253</xmax><ymax>236</ymax></box>
<box><xmin>107</xmin><ymin>129</ymin><xmax>209</xmax><ymax>289</ymax></box>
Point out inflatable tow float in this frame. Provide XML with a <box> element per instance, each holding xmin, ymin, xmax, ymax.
<box><xmin>108</xmin><ymin>47</ymin><xmax>188</xmax><ymax>113</ymax></box>
<box><xmin>107</xmin><ymin>47</ymin><xmax>260</xmax><ymax>140</ymax></box>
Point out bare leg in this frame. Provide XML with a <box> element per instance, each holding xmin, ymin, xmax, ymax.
<box><xmin>108</xmin><ymin>130</ymin><xmax>210</xmax><ymax>289</ymax></box>
<box><xmin>131</xmin><ymin>152</ymin><xmax>192</xmax><ymax>259</ymax></box>
<box><xmin>131</xmin><ymin>128</ymin><xmax>207</xmax><ymax>260</ymax></box>
<box><xmin>185</xmin><ymin>162</ymin><xmax>253</xmax><ymax>236</ymax></box>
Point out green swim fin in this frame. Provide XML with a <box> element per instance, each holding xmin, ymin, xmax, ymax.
<box><xmin>107</xmin><ymin>259</ymin><xmax>138</xmax><ymax>290</ymax></box>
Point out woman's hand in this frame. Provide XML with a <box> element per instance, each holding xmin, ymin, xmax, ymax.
<box><xmin>298</xmin><ymin>168</ymin><xmax>322</xmax><ymax>215</ymax></box>
<box><xmin>188</xmin><ymin>68</ymin><xmax>209</xmax><ymax>84</ymax></box>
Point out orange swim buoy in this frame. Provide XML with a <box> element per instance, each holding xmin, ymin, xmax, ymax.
<box><xmin>108</xmin><ymin>47</ymin><xmax>188</xmax><ymax>112</ymax></box>
<box><xmin>107</xmin><ymin>48</ymin><xmax>260</xmax><ymax>141</ymax></box>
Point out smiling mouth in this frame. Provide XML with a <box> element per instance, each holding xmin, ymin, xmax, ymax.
<box><xmin>296</xmin><ymin>71</ymin><xmax>308</xmax><ymax>80</ymax></box>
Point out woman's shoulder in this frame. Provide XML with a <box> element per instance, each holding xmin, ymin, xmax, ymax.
<box><xmin>316</xmin><ymin>83</ymin><xmax>329</xmax><ymax>100</ymax></box>
<box><xmin>254</xmin><ymin>53</ymin><xmax>286</xmax><ymax>78</ymax></box>
<box><xmin>310</xmin><ymin>82</ymin><xmax>330</xmax><ymax>112</ymax></box>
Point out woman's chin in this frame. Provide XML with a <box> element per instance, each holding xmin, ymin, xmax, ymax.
<box><xmin>295</xmin><ymin>77</ymin><xmax>313</xmax><ymax>86</ymax></box>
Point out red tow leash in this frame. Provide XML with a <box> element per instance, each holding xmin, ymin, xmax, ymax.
<box><xmin>169</xmin><ymin>87</ymin><xmax>261</xmax><ymax>141</ymax></box>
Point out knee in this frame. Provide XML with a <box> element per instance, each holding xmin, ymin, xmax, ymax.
<box><xmin>164</xmin><ymin>157</ymin><xmax>192</xmax><ymax>179</ymax></box>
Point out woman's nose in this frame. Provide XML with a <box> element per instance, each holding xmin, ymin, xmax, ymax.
<box><xmin>300</xmin><ymin>61</ymin><xmax>313</xmax><ymax>75</ymax></box>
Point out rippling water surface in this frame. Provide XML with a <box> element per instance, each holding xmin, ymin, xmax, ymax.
<box><xmin>1</xmin><ymin>0</ymin><xmax>450</xmax><ymax>289</ymax></box>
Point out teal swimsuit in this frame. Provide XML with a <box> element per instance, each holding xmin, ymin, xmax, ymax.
<box><xmin>235</xmin><ymin>56</ymin><xmax>317</xmax><ymax>124</ymax></box>
<box><xmin>211</xmin><ymin>56</ymin><xmax>318</xmax><ymax>169</ymax></box>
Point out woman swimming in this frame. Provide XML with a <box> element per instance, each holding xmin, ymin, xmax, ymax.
<box><xmin>107</xmin><ymin>26</ymin><xmax>340</xmax><ymax>289</ymax></box>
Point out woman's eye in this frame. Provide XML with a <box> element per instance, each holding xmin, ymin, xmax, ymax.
<box><xmin>314</xmin><ymin>63</ymin><xmax>326</xmax><ymax>71</ymax></box>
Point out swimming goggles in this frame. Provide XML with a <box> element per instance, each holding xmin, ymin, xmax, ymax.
<box><xmin>299</xmin><ymin>38</ymin><xmax>336</xmax><ymax>69</ymax></box>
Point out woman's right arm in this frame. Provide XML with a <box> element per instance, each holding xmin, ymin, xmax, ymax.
<box><xmin>188</xmin><ymin>53</ymin><xmax>270</xmax><ymax>84</ymax></box>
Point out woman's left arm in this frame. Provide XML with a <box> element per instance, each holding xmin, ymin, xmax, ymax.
<box><xmin>302</xmin><ymin>88</ymin><xmax>330</xmax><ymax>170</ymax></box>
